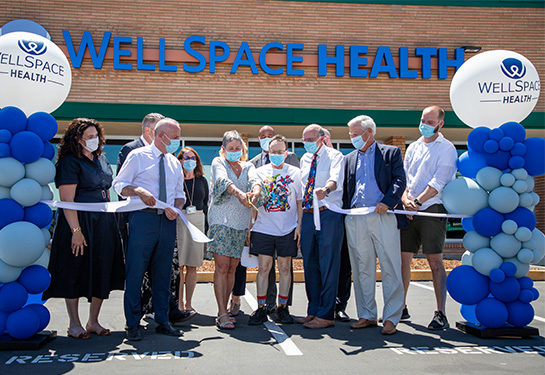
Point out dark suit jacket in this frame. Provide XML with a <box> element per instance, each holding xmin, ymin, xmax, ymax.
<box><xmin>342</xmin><ymin>142</ymin><xmax>408</xmax><ymax>229</ymax></box>
<box><xmin>116</xmin><ymin>137</ymin><xmax>146</xmax><ymax>174</ymax></box>
<box><xmin>250</xmin><ymin>151</ymin><xmax>300</xmax><ymax>168</ymax></box>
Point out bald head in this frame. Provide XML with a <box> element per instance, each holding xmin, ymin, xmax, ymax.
<box><xmin>155</xmin><ymin>118</ymin><xmax>180</xmax><ymax>135</ymax></box>
<box><xmin>258</xmin><ymin>126</ymin><xmax>275</xmax><ymax>139</ymax></box>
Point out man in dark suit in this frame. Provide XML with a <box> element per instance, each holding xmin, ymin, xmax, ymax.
<box><xmin>342</xmin><ymin>115</ymin><xmax>407</xmax><ymax>335</ymax></box>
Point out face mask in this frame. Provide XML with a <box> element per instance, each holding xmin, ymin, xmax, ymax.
<box><xmin>269</xmin><ymin>154</ymin><xmax>285</xmax><ymax>167</ymax></box>
<box><xmin>351</xmin><ymin>135</ymin><xmax>365</xmax><ymax>150</ymax></box>
<box><xmin>183</xmin><ymin>159</ymin><xmax>197</xmax><ymax>171</ymax></box>
<box><xmin>83</xmin><ymin>137</ymin><xmax>99</xmax><ymax>152</ymax></box>
<box><xmin>162</xmin><ymin>134</ymin><xmax>180</xmax><ymax>154</ymax></box>
<box><xmin>304</xmin><ymin>141</ymin><xmax>319</xmax><ymax>154</ymax></box>
<box><xmin>419</xmin><ymin>123</ymin><xmax>436</xmax><ymax>138</ymax></box>
<box><xmin>226</xmin><ymin>150</ymin><xmax>242</xmax><ymax>162</ymax></box>
<box><xmin>260</xmin><ymin>137</ymin><xmax>271</xmax><ymax>152</ymax></box>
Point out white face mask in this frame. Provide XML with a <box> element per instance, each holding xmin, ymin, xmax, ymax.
<box><xmin>83</xmin><ymin>137</ymin><xmax>99</xmax><ymax>152</ymax></box>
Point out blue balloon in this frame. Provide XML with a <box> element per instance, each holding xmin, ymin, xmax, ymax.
<box><xmin>499</xmin><ymin>137</ymin><xmax>514</xmax><ymax>152</ymax></box>
<box><xmin>0</xmin><ymin>107</ymin><xmax>27</xmax><ymax>135</ymax></box>
<box><xmin>489</xmin><ymin>268</ymin><xmax>505</xmax><ymax>283</ymax></box>
<box><xmin>0</xmin><ymin>310</ymin><xmax>7</xmax><ymax>334</ymax></box>
<box><xmin>25</xmin><ymin>292</ymin><xmax>45</xmax><ymax>306</ymax></box>
<box><xmin>473</xmin><ymin>208</ymin><xmax>504</xmax><ymax>237</ymax></box>
<box><xmin>500</xmin><ymin>121</ymin><xmax>526</xmax><ymax>143</ymax></box>
<box><xmin>467</xmin><ymin>127</ymin><xmax>491</xmax><ymax>153</ymax></box>
<box><xmin>0</xmin><ymin>282</ymin><xmax>28</xmax><ymax>312</ymax></box>
<box><xmin>476</xmin><ymin>297</ymin><xmax>508</xmax><ymax>328</ymax></box>
<box><xmin>490</xmin><ymin>276</ymin><xmax>520</xmax><ymax>302</ymax></box>
<box><xmin>0</xmin><ymin>129</ymin><xmax>12</xmax><ymax>143</ymax></box>
<box><xmin>457</xmin><ymin>150</ymin><xmax>488</xmax><ymax>179</ymax></box>
<box><xmin>460</xmin><ymin>304</ymin><xmax>479</xmax><ymax>324</ymax></box>
<box><xmin>25</xmin><ymin>304</ymin><xmax>50</xmax><ymax>331</ymax></box>
<box><xmin>446</xmin><ymin>265</ymin><xmax>490</xmax><ymax>305</ymax></box>
<box><xmin>17</xmin><ymin>265</ymin><xmax>51</xmax><ymax>295</ymax></box>
<box><xmin>0</xmin><ymin>199</ymin><xmax>24</xmax><ymax>229</ymax></box>
<box><xmin>500</xmin><ymin>262</ymin><xmax>517</xmax><ymax>277</ymax></box>
<box><xmin>531</xmin><ymin>288</ymin><xmax>539</xmax><ymax>301</ymax></box>
<box><xmin>508</xmin><ymin>156</ymin><xmax>525</xmax><ymax>170</ymax></box>
<box><xmin>518</xmin><ymin>276</ymin><xmax>533</xmax><ymax>290</ymax></box>
<box><xmin>506</xmin><ymin>300</ymin><xmax>534</xmax><ymax>327</ymax></box>
<box><xmin>519</xmin><ymin>289</ymin><xmax>533</xmax><ymax>303</ymax></box>
<box><xmin>510</xmin><ymin>142</ymin><xmax>526</xmax><ymax>156</ymax></box>
<box><xmin>0</xmin><ymin>19</ymin><xmax>51</xmax><ymax>39</ymax></box>
<box><xmin>484</xmin><ymin>140</ymin><xmax>499</xmax><ymax>154</ymax></box>
<box><xmin>522</xmin><ymin>137</ymin><xmax>545</xmax><ymax>177</ymax></box>
<box><xmin>485</xmin><ymin>150</ymin><xmax>511</xmax><ymax>170</ymax></box>
<box><xmin>23</xmin><ymin>202</ymin><xmax>53</xmax><ymax>228</ymax></box>
<box><xmin>0</xmin><ymin>143</ymin><xmax>10</xmax><ymax>158</ymax></box>
<box><xmin>25</xmin><ymin>112</ymin><xmax>58</xmax><ymax>142</ymax></box>
<box><xmin>489</xmin><ymin>128</ymin><xmax>504</xmax><ymax>141</ymax></box>
<box><xmin>9</xmin><ymin>131</ymin><xmax>44</xmax><ymax>164</ymax></box>
<box><xmin>6</xmin><ymin>306</ymin><xmax>40</xmax><ymax>339</ymax></box>
<box><xmin>41</xmin><ymin>141</ymin><xmax>55</xmax><ymax>160</ymax></box>
<box><xmin>504</xmin><ymin>207</ymin><xmax>536</xmax><ymax>231</ymax></box>
<box><xmin>462</xmin><ymin>217</ymin><xmax>474</xmax><ymax>232</ymax></box>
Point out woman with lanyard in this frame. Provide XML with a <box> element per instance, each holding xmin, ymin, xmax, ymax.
<box><xmin>176</xmin><ymin>147</ymin><xmax>209</xmax><ymax>317</ymax></box>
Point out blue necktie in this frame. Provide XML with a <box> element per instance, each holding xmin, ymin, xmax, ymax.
<box><xmin>159</xmin><ymin>154</ymin><xmax>166</xmax><ymax>202</ymax></box>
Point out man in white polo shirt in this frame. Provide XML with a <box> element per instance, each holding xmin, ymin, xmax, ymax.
<box><xmin>401</xmin><ymin>106</ymin><xmax>458</xmax><ymax>330</ymax></box>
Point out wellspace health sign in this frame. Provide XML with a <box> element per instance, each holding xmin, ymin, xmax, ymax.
<box><xmin>61</xmin><ymin>31</ymin><xmax>465</xmax><ymax>79</ymax></box>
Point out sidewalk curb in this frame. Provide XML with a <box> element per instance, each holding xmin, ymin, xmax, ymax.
<box><xmin>195</xmin><ymin>269</ymin><xmax>545</xmax><ymax>283</ymax></box>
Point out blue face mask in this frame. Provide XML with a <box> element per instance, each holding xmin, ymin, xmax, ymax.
<box><xmin>419</xmin><ymin>123</ymin><xmax>436</xmax><ymax>138</ymax></box>
<box><xmin>226</xmin><ymin>150</ymin><xmax>242</xmax><ymax>162</ymax></box>
<box><xmin>269</xmin><ymin>153</ymin><xmax>285</xmax><ymax>167</ymax></box>
<box><xmin>162</xmin><ymin>134</ymin><xmax>180</xmax><ymax>154</ymax></box>
<box><xmin>183</xmin><ymin>159</ymin><xmax>197</xmax><ymax>171</ymax></box>
<box><xmin>260</xmin><ymin>137</ymin><xmax>271</xmax><ymax>152</ymax></box>
<box><xmin>304</xmin><ymin>141</ymin><xmax>319</xmax><ymax>154</ymax></box>
<box><xmin>351</xmin><ymin>135</ymin><xmax>365</xmax><ymax>150</ymax></box>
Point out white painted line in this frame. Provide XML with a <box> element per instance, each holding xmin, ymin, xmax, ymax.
<box><xmin>244</xmin><ymin>288</ymin><xmax>303</xmax><ymax>356</ymax></box>
<box><xmin>410</xmin><ymin>281</ymin><xmax>435</xmax><ymax>291</ymax></box>
<box><xmin>533</xmin><ymin>316</ymin><xmax>545</xmax><ymax>323</ymax></box>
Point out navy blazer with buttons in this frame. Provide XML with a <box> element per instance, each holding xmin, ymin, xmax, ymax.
<box><xmin>342</xmin><ymin>142</ymin><xmax>408</xmax><ymax>229</ymax></box>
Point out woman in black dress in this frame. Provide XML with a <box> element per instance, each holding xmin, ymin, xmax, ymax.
<box><xmin>44</xmin><ymin>118</ymin><xmax>124</xmax><ymax>339</ymax></box>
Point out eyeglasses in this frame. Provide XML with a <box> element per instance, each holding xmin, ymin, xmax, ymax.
<box><xmin>269</xmin><ymin>150</ymin><xmax>287</xmax><ymax>155</ymax></box>
<box><xmin>182</xmin><ymin>156</ymin><xmax>197</xmax><ymax>160</ymax></box>
<box><xmin>301</xmin><ymin>135</ymin><xmax>322</xmax><ymax>143</ymax></box>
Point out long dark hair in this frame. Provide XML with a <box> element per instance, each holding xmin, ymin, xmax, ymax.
<box><xmin>57</xmin><ymin>118</ymin><xmax>105</xmax><ymax>161</ymax></box>
<box><xmin>177</xmin><ymin>146</ymin><xmax>204</xmax><ymax>178</ymax></box>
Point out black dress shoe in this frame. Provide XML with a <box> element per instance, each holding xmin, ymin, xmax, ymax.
<box><xmin>126</xmin><ymin>326</ymin><xmax>142</xmax><ymax>341</ymax></box>
<box><xmin>155</xmin><ymin>322</ymin><xmax>183</xmax><ymax>337</ymax></box>
<box><xmin>335</xmin><ymin>311</ymin><xmax>350</xmax><ymax>322</ymax></box>
<box><xmin>170</xmin><ymin>309</ymin><xmax>197</xmax><ymax>324</ymax></box>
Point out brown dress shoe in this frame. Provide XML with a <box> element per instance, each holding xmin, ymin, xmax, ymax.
<box><xmin>303</xmin><ymin>317</ymin><xmax>335</xmax><ymax>329</ymax></box>
<box><xmin>381</xmin><ymin>320</ymin><xmax>397</xmax><ymax>335</ymax></box>
<box><xmin>350</xmin><ymin>318</ymin><xmax>378</xmax><ymax>329</ymax></box>
<box><xmin>296</xmin><ymin>315</ymin><xmax>315</xmax><ymax>324</ymax></box>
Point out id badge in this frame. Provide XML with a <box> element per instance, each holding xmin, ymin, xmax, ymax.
<box><xmin>186</xmin><ymin>206</ymin><xmax>197</xmax><ymax>214</ymax></box>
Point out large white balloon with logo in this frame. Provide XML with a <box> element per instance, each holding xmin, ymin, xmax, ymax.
<box><xmin>0</xmin><ymin>31</ymin><xmax>72</xmax><ymax>116</ymax></box>
<box><xmin>450</xmin><ymin>50</ymin><xmax>540</xmax><ymax>129</ymax></box>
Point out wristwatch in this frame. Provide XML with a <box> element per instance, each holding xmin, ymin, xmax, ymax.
<box><xmin>414</xmin><ymin>198</ymin><xmax>422</xmax><ymax>206</ymax></box>
<box><xmin>325</xmin><ymin>186</ymin><xmax>331</xmax><ymax>195</ymax></box>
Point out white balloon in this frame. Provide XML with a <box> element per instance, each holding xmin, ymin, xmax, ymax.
<box><xmin>473</xmin><ymin>248</ymin><xmax>503</xmax><ymax>276</ymax></box>
<box><xmin>463</xmin><ymin>230</ymin><xmax>491</xmax><ymax>252</ymax></box>
<box><xmin>30</xmin><ymin>247</ymin><xmax>50</xmax><ymax>268</ymax></box>
<box><xmin>0</xmin><ymin>257</ymin><xmax>22</xmax><ymax>283</ymax></box>
<box><xmin>0</xmin><ymin>32</ymin><xmax>72</xmax><ymax>115</ymax></box>
<box><xmin>10</xmin><ymin>178</ymin><xmax>42</xmax><ymax>207</ymax></box>
<box><xmin>476</xmin><ymin>167</ymin><xmax>503</xmax><ymax>192</ymax></box>
<box><xmin>0</xmin><ymin>157</ymin><xmax>25</xmax><ymax>187</ymax></box>
<box><xmin>0</xmin><ymin>221</ymin><xmax>44</xmax><ymax>267</ymax></box>
<box><xmin>450</xmin><ymin>50</ymin><xmax>540</xmax><ymax>128</ymax></box>
<box><xmin>25</xmin><ymin>158</ymin><xmax>56</xmax><ymax>185</ymax></box>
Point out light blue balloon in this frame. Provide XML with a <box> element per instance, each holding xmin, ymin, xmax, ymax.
<box><xmin>41</xmin><ymin>185</ymin><xmax>53</xmax><ymax>201</ymax></box>
<box><xmin>490</xmin><ymin>233</ymin><xmax>521</xmax><ymax>258</ymax></box>
<box><xmin>517</xmin><ymin>248</ymin><xmax>534</xmax><ymax>264</ymax></box>
<box><xmin>500</xmin><ymin>173</ymin><xmax>516</xmax><ymax>187</ymax></box>
<box><xmin>522</xmin><ymin>239</ymin><xmax>536</xmax><ymax>250</ymax></box>
<box><xmin>530</xmin><ymin>192</ymin><xmax>540</xmax><ymax>206</ymax></box>
<box><xmin>515</xmin><ymin>227</ymin><xmax>532</xmax><ymax>242</ymax></box>
<box><xmin>442</xmin><ymin>178</ymin><xmax>489</xmax><ymax>216</ymax></box>
<box><xmin>519</xmin><ymin>193</ymin><xmax>534</xmax><ymax>208</ymax></box>
<box><xmin>463</xmin><ymin>231</ymin><xmax>491</xmax><ymax>252</ymax></box>
<box><xmin>533</xmin><ymin>249</ymin><xmax>544</xmax><ymax>264</ymax></box>
<box><xmin>0</xmin><ymin>157</ymin><xmax>25</xmax><ymax>188</ymax></box>
<box><xmin>0</xmin><ymin>258</ymin><xmax>22</xmax><ymax>284</ymax></box>
<box><xmin>24</xmin><ymin>158</ymin><xmax>55</xmax><ymax>186</ymax></box>
<box><xmin>10</xmin><ymin>178</ymin><xmax>42</xmax><ymax>207</ymax></box>
<box><xmin>461</xmin><ymin>251</ymin><xmax>473</xmax><ymax>265</ymax></box>
<box><xmin>0</xmin><ymin>221</ymin><xmax>44</xmax><ymax>267</ymax></box>
<box><xmin>473</xmin><ymin>248</ymin><xmax>503</xmax><ymax>276</ymax></box>
<box><xmin>0</xmin><ymin>186</ymin><xmax>10</xmax><ymax>199</ymax></box>
<box><xmin>524</xmin><ymin>176</ymin><xmax>535</xmax><ymax>192</ymax></box>
<box><xmin>530</xmin><ymin>229</ymin><xmax>545</xmax><ymax>263</ymax></box>
<box><xmin>488</xmin><ymin>186</ymin><xmax>520</xmax><ymax>214</ymax></box>
<box><xmin>501</xmin><ymin>220</ymin><xmax>518</xmax><ymax>235</ymax></box>
<box><xmin>503</xmin><ymin>257</ymin><xmax>530</xmax><ymax>279</ymax></box>
<box><xmin>30</xmin><ymin>248</ymin><xmax>50</xmax><ymax>268</ymax></box>
<box><xmin>511</xmin><ymin>168</ymin><xmax>528</xmax><ymax>181</ymax></box>
<box><xmin>476</xmin><ymin>166</ymin><xmax>503</xmax><ymax>192</ymax></box>
<box><xmin>40</xmin><ymin>228</ymin><xmax>51</xmax><ymax>248</ymax></box>
<box><xmin>512</xmin><ymin>180</ymin><xmax>528</xmax><ymax>194</ymax></box>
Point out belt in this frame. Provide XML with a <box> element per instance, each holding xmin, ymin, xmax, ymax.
<box><xmin>303</xmin><ymin>206</ymin><xmax>327</xmax><ymax>214</ymax></box>
<box><xmin>140</xmin><ymin>208</ymin><xmax>165</xmax><ymax>215</ymax></box>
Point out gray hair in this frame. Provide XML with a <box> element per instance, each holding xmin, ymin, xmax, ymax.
<box><xmin>154</xmin><ymin>118</ymin><xmax>180</xmax><ymax>135</ymax></box>
<box><xmin>222</xmin><ymin>130</ymin><xmax>243</xmax><ymax>148</ymax></box>
<box><xmin>142</xmin><ymin>113</ymin><xmax>165</xmax><ymax>134</ymax></box>
<box><xmin>347</xmin><ymin>115</ymin><xmax>376</xmax><ymax>136</ymax></box>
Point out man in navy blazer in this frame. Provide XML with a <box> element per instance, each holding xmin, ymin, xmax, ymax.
<box><xmin>342</xmin><ymin>115</ymin><xmax>407</xmax><ymax>335</ymax></box>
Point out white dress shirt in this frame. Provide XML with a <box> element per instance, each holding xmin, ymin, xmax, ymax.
<box><xmin>404</xmin><ymin>133</ymin><xmax>458</xmax><ymax>210</ymax></box>
<box><xmin>113</xmin><ymin>144</ymin><xmax>186</xmax><ymax>207</ymax></box>
<box><xmin>300</xmin><ymin>144</ymin><xmax>344</xmax><ymax>208</ymax></box>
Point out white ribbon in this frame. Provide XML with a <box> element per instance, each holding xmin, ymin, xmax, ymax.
<box><xmin>311</xmin><ymin>193</ymin><xmax>470</xmax><ymax>231</ymax></box>
<box><xmin>42</xmin><ymin>198</ymin><xmax>212</xmax><ymax>243</ymax></box>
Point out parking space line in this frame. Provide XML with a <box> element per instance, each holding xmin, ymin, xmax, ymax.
<box><xmin>244</xmin><ymin>288</ymin><xmax>303</xmax><ymax>356</ymax></box>
<box><xmin>533</xmin><ymin>316</ymin><xmax>545</xmax><ymax>323</ymax></box>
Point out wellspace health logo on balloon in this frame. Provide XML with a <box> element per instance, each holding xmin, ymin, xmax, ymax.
<box><xmin>450</xmin><ymin>50</ymin><xmax>540</xmax><ymax>129</ymax></box>
<box><xmin>0</xmin><ymin>31</ymin><xmax>71</xmax><ymax>116</ymax></box>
